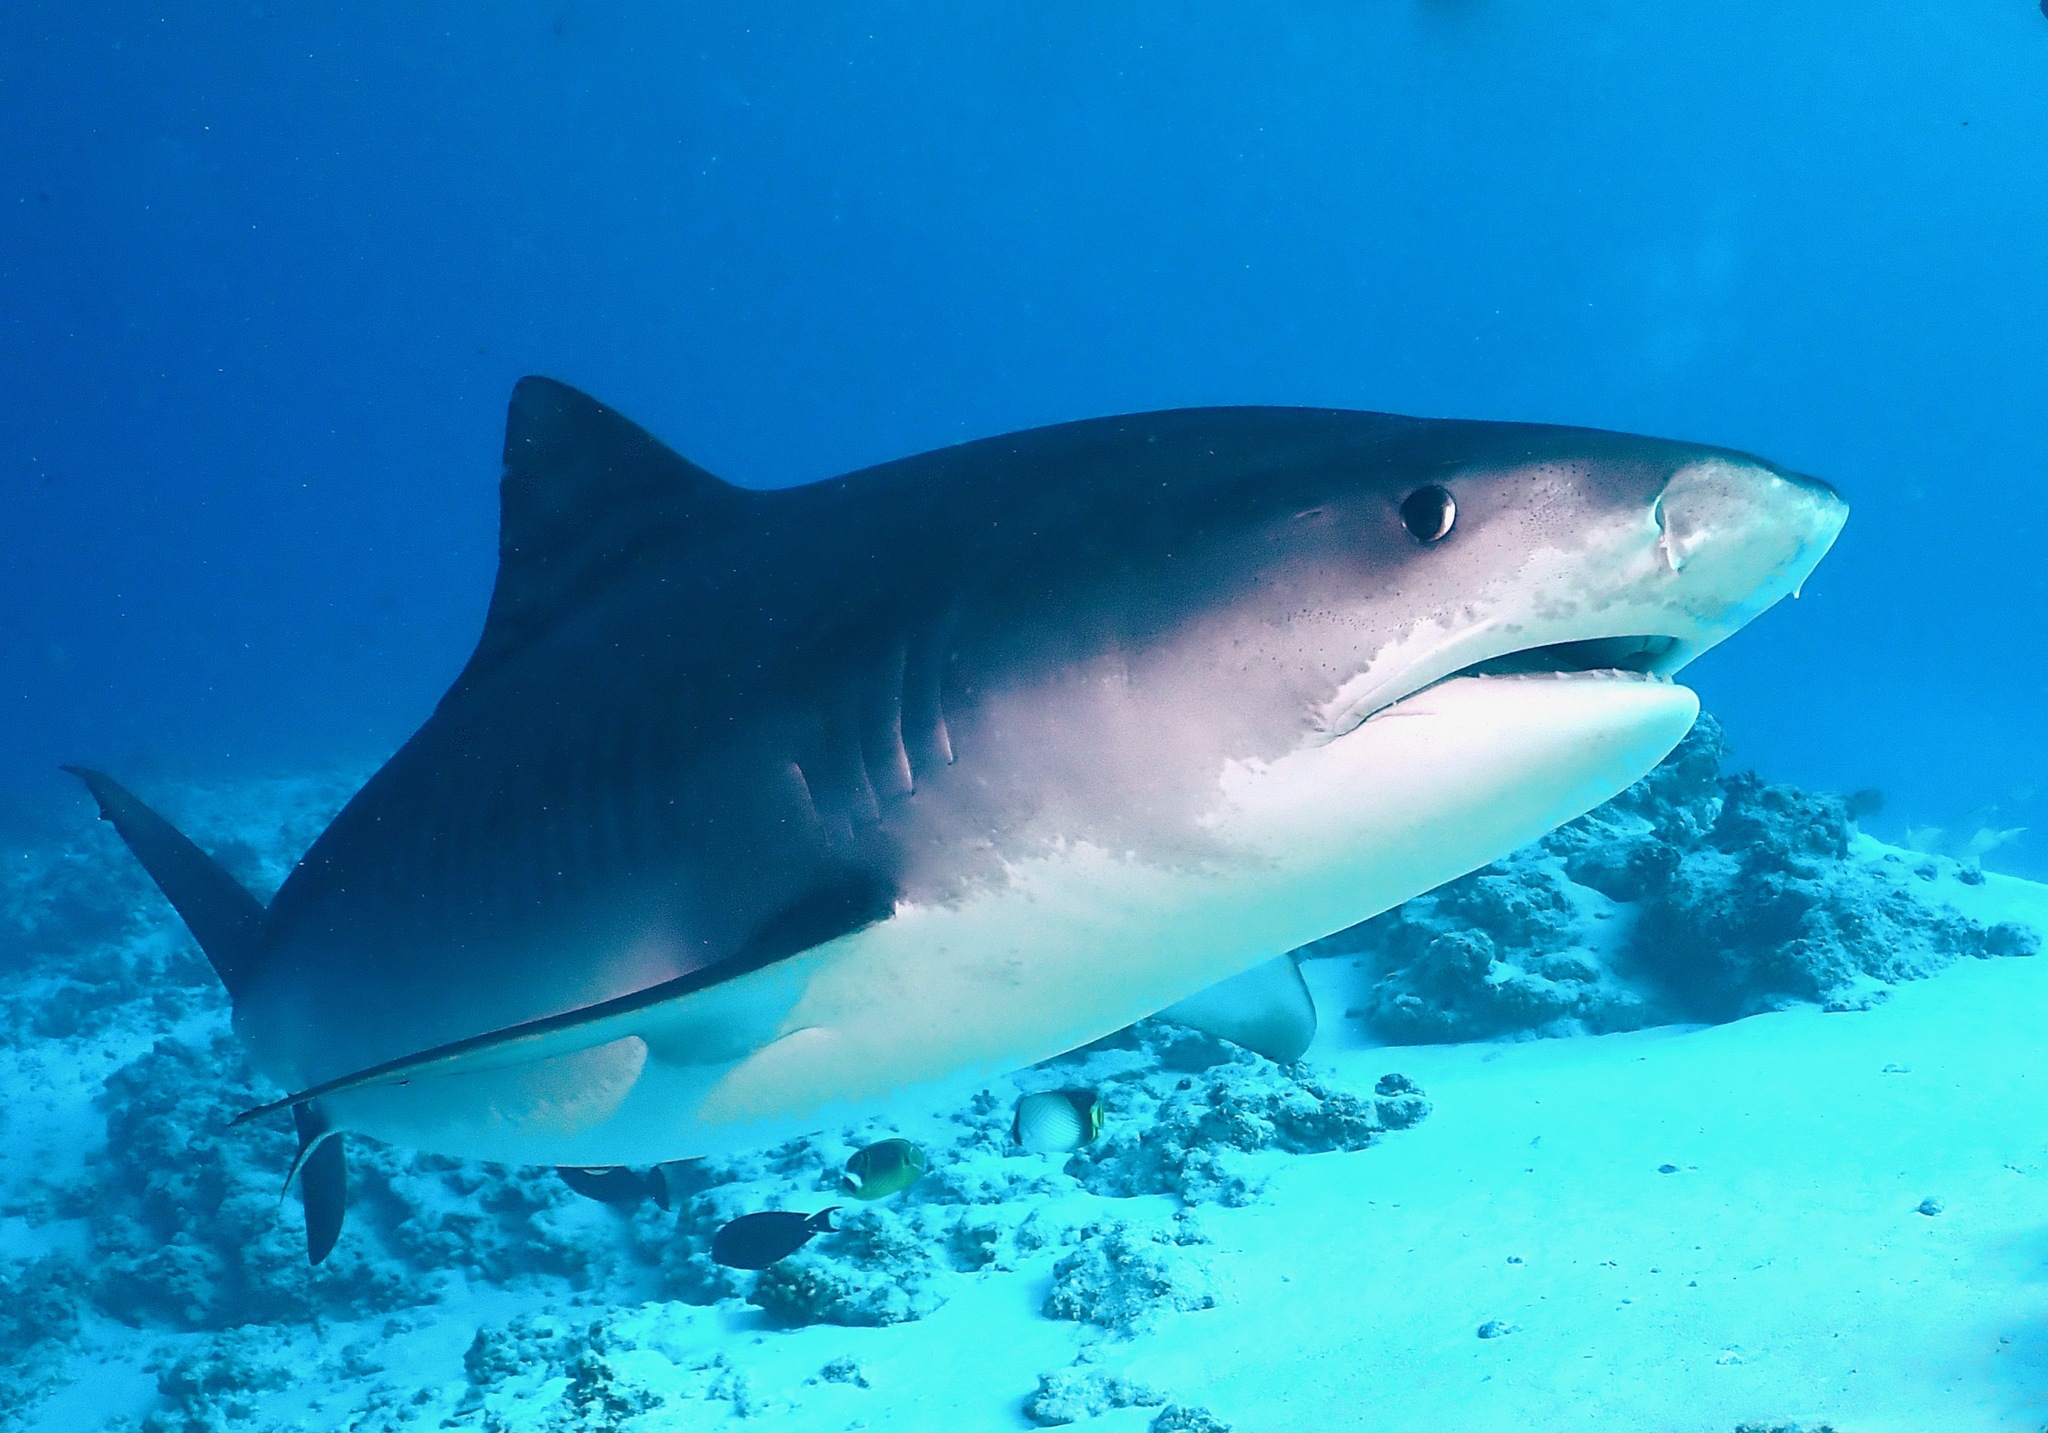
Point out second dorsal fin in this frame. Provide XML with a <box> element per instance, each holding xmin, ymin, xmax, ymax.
<box><xmin>471</xmin><ymin>377</ymin><xmax>753</xmax><ymax>671</ymax></box>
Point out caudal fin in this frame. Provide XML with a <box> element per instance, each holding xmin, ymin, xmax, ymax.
<box><xmin>62</xmin><ymin>766</ymin><xmax>266</xmax><ymax>998</ymax></box>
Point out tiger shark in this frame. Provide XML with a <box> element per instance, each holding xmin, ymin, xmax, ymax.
<box><xmin>71</xmin><ymin>378</ymin><xmax>1845</xmax><ymax>1261</ymax></box>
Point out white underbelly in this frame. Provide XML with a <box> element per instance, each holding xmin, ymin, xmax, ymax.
<box><xmin>329</xmin><ymin>672</ymin><xmax>1697</xmax><ymax>1166</ymax></box>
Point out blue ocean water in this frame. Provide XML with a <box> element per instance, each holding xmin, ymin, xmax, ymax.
<box><xmin>5</xmin><ymin>5</ymin><xmax>2048</xmax><ymax>1430</ymax></box>
<box><xmin>6</xmin><ymin>3</ymin><xmax>2046</xmax><ymax>864</ymax></box>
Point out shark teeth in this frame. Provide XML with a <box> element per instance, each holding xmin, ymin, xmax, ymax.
<box><xmin>1361</xmin><ymin>664</ymin><xmax>1678</xmax><ymax>728</ymax></box>
<box><xmin>1469</xmin><ymin>667</ymin><xmax>1675</xmax><ymax>683</ymax></box>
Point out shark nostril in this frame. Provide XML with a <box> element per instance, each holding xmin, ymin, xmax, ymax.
<box><xmin>1652</xmin><ymin>497</ymin><xmax>1684</xmax><ymax>573</ymax></box>
<box><xmin>1785</xmin><ymin>468</ymin><xmax>1844</xmax><ymax>505</ymax></box>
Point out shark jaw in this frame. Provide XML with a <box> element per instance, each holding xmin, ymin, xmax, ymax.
<box><xmin>323</xmin><ymin>667</ymin><xmax>1700</xmax><ymax>1166</ymax></box>
<box><xmin>1315</xmin><ymin>456</ymin><xmax>1849</xmax><ymax>740</ymax></box>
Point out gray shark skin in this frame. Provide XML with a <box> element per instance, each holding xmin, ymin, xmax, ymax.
<box><xmin>74</xmin><ymin>378</ymin><xmax>1844</xmax><ymax>1259</ymax></box>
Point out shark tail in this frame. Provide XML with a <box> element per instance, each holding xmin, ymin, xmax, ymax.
<box><xmin>62</xmin><ymin>767</ymin><xmax>351</xmax><ymax>1264</ymax></box>
<box><xmin>61</xmin><ymin>766</ymin><xmax>266</xmax><ymax>998</ymax></box>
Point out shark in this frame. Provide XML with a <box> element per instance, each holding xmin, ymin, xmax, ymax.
<box><xmin>70</xmin><ymin>377</ymin><xmax>1846</xmax><ymax>1261</ymax></box>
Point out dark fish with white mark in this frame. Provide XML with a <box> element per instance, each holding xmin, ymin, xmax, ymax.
<box><xmin>556</xmin><ymin>1164</ymin><xmax>670</xmax><ymax>1210</ymax></box>
<box><xmin>711</xmin><ymin>1207</ymin><xmax>840</xmax><ymax>1270</ymax></box>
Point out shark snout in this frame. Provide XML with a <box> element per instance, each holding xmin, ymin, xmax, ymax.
<box><xmin>1655</xmin><ymin>457</ymin><xmax>1847</xmax><ymax>629</ymax></box>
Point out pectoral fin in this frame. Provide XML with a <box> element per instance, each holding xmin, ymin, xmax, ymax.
<box><xmin>231</xmin><ymin>870</ymin><xmax>894</xmax><ymax>1128</ymax></box>
<box><xmin>1156</xmin><ymin>954</ymin><xmax>1318</xmax><ymax>1064</ymax></box>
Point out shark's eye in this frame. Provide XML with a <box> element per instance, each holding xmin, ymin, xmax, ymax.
<box><xmin>1401</xmin><ymin>485</ymin><xmax>1456</xmax><ymax>543</ymax></box>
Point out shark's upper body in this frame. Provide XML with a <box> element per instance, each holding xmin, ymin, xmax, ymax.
<box><xmin>74</xmin><ymin>378</ymin><xmax>1845</xmax><ymax>1260</ymax></box>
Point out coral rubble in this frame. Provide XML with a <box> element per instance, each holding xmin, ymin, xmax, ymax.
<box><xmin>1327</xmin><ymin>716</ymin><xmax>2037</xmax><ymax>1040</ymax></box>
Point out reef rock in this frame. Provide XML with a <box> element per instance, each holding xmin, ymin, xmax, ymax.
<box><xmin>1067</xmin><ymin>1034</ymin><xmax>1428</xmax><ymax>1207</ymax></box>
<box><xmin>747</xmin><ymin>1207</ymin><xmax>948</xmax><ymax>1328</ymax></box>
<box><xmin>1043</xmin><ymin>1216</ymin><xmax>1218</xmax><ymax>1333</ymax></box>
<box><xmin>1024</xmin><ymin>1368</ymin><xmax>1167</xmax><ymax>1426</ymax></box>
<box><xmin>1152</xmin><ymin>1406</ymin><xmax>1235</xmax><ymax>1433</ymax></box>
<box><xmin>1329</xmin><ymin>716</ymin><xmax>2037</xmax><ymax>1039</ymax></box>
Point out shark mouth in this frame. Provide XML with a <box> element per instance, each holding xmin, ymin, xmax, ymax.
<box><xmin>1455</xmin><ymin>634</ymin><xmax>1692</xmax><ymax>680</ymax></box>
<box><xmin>1349</xmin><ymin>633</ymin><xmax>1698</xmax><ymax>735</ymax></box>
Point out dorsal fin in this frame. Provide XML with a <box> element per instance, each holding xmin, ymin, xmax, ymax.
<box><xmin>471</xmin><ymin>377</ymin><xmax>751</xmax><ymax>670</ymax></box>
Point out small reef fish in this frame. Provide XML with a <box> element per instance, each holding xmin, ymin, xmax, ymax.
<box><xmin>711</xmin><ymin>1207</ymin><xmax>840</xmax><ymax>1270</ymax></box>
<box><xmin>555</xmin><ymin>1164</ymin><xmax>670</xmax><ymax>1210</ymax></box>
<box><xmin>1013</xmin><ymin>1089</ymin><xmax>1105</xmax><ymax>1154</ymax></box>
<box><xmin>842</xmin><ymin>1138</ymin><xmax>926</xmax><ymax>1200</ymax></box>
